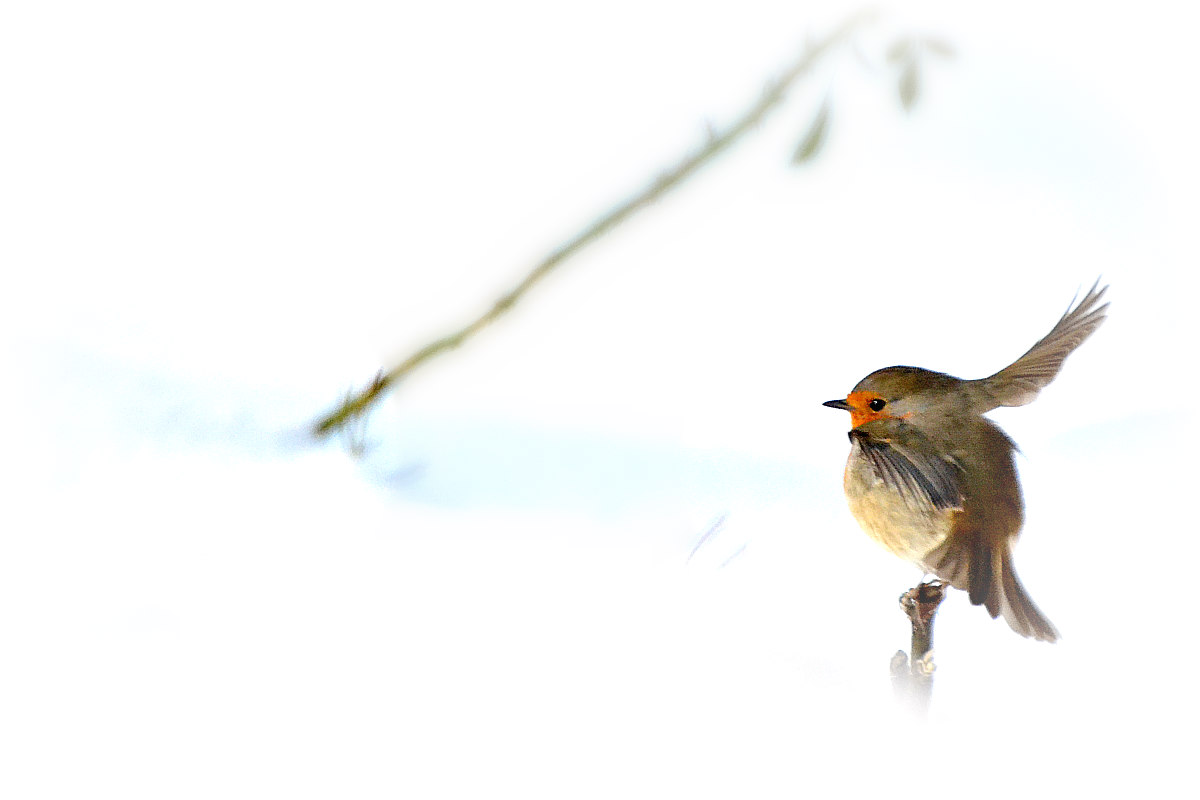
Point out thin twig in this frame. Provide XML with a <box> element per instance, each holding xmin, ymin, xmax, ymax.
<box><xmin>312</xmin><ymin>10</ymin><xmax>876</xmax><ymax>438</ymax></box>
<box><xmin>686</xmin><ymin>515</ymin><xmax>728</xmax><ymax>564</ymax></box>
<box><xmin>891</xmin><ymin>580</ymin><xmax>946</xmax><ymax>715</ymax></box>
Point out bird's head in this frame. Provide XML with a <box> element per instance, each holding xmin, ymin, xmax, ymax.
<box><xmin>823</xmin><ymin>366</ymin><xmax>963</xmax><ymax>428</ymax></box>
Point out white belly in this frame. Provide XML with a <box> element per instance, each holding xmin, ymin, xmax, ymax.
<box><xmin>843</xmin><ymin>449</ymin><xmax>954</xmax><ymax>563</ymax></box>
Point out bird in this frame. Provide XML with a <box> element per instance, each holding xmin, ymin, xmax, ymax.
<box><xmin>823</xmin><ymin>281</ymin><xmax>1108</xmax><ymax>641</ymax></box>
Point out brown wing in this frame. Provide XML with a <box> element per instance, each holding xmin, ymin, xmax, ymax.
<box><xmin>975</xmin><ymin>280</ymin><xmax>1108</xmax><ymax>409</ymax></box>
<box><xmin>849</xmin><ymin>424</ymin><xmax>964</xmax><ymax>512</ymax></box>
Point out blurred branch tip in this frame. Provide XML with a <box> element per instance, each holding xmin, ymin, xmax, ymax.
<box><xmin>310</xmin><ymin>8</ymin><xmax>949</xmax><ymax>442</ymax></box>
<box><xmin>886</xmin><ymin>34</ymin><xmax>955</xmax><ymax>112</ymax></box>
<box><xmin>791</xmin><ymin>95</ymin><xmax>831</xmax><ymax>165</ymax></box>
<box><xmin>686</xmin><ymin>515</ymin><xmax>729</xmax><ymax>564</ymax></box>
<box><xmin>891</xmin><ymin>580</ymin><xmax>945</xmax><ymax>715</ymax></box>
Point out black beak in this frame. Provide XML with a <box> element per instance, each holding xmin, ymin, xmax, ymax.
<box><xmin>823</xmin><ymin>398</ymin><xmax>852</xmax><ymax>411</ymax></box>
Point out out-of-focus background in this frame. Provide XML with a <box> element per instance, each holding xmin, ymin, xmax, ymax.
<box><xmin>3</xmin><ymin>1</ymin><xmax>1196</xmax><ymax>796</ymax></box>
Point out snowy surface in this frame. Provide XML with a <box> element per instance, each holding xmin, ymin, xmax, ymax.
<box><xmin>3</xmin><ymin>1</ymin><xmax>1197</xmax><ymax>797</ymax></box>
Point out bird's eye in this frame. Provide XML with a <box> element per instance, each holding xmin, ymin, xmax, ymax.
<box><xmin>868</xmin><ymin>398</ymin><xmax>887</xmax><ymax>412</ymax></box>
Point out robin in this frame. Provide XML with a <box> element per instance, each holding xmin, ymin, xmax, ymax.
<box><xmin>823</xmin><ymin>282</ymin><xmax>1108</xmax><ymax>641</ymax></box>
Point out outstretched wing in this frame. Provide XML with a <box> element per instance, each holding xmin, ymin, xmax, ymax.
<box><xmin>975</xmin><ymin>280</ymin><xmax>1108</xmax><ymax>409</ymax></box>
<box><xmin>849</xmin><ymin>426</ymin><xmax>964</xmax><ymax>511</ymax></box>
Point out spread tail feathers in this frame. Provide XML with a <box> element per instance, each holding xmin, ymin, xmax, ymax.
<box><xmin>991</xmin><ymin>549</ymin><xmax>1059</xmax><ymax>642</ymax></box>
<box><xmin>922</xmin><ymin>541</ymin><xmax>1059</xmax><ymax>642</ymax></box>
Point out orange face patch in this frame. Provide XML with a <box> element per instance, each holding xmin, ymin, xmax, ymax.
<box><xmin>845</xmin><ymin>390</ymin><xmax>889</xmax><ymax>428</ymax></box>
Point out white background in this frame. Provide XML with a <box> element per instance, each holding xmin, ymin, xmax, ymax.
<box><xmin>3</xmin><ymin>1</ymin><xmax>1197</xmax><ymax>797</ymax></box>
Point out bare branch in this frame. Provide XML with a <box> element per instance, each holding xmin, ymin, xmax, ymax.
<box><xmin>891</xmin><ymin>579</ymin><xmax>946</xmax><ymax>715</ymax></box>
<box><xmin>311</xmin><ymin>10</ymin><xmax>877</xmax><ymax>439</ymax></box>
